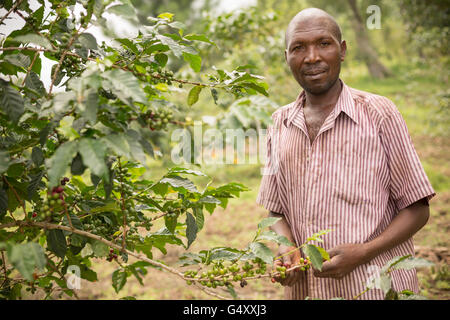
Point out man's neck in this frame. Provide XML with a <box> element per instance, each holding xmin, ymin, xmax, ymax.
<box><xmin>304</xmin><ymin>79</ymin><xmax>343</xmax><ymax>110</ymax></box>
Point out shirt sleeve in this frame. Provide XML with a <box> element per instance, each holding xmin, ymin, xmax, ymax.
<box><xmin>379</xmin><ymin>106</ymin><xmax>436</xmax><ymax>211</ymax></box>
<box><xmin>256</xmin><ymin>125</ymin><xmax>284</xmax><ymax>214</ymax></box>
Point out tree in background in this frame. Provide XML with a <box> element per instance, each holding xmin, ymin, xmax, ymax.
<box><xmin>345</xmin><ymin>0</ymin><xmax>391</xmax><ymax>78</ymax></box>
<box><xmin>398</xmin><ymin>0</ymin><xmax>449</xmax><ymax>63</ymax></box>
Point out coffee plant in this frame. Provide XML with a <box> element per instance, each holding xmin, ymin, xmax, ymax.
<box><xmin>0</xmin><ymin>0</ymin><xmax>433</xmax><ymax>300</ymax></box>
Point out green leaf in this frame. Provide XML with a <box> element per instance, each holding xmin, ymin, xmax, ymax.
<box><xmin>193</xmin><ymin>207</ymin><xmax>204</xmax><ymax>231</ymax></box>
<box><xmin>46</xmin><ymin>140</ymin><xmax>78</xmax><ymax>188</ymax></box>
<box><xmin>139</xmin><ymin>137</ymin><xmax>154</xmax><ymax>158</ymax></box>
<box><xmin>249</xmin><ymin>242</ymin><xmax>273</xmax><ymax>264</ymax></box>
<box><xmin>0</xmin><ymin>82</ymin><xmax>25</xmax><ymax>123</ymax></box>
<box><xmin>182</xmin><ymin>52</ymin><xmax>201</xmax><ymax>72</ymax></box>
<box><xmin>399</xmin><ymin>293</ymin><xmax>428</xmax><ymax>300</ymax></box>
<box><xmin>184</xmin><ymin>34</ymin><xmax>216</xmax><ymax>46</ymax></box>
<box><xmin>31</xmin><ymin>147</ymin><xmax>44</xmax><ymax>166</ymax></box>
<box><xmin>187</xmin><ymin>85</ymin><xmax>202</xmax><ymax>106</ymax></box>
<box><xmin>107</xmin><ymin>4</ymin><xmax>135</xmax><ymax>17</ymax></box>
<box><xmin>102</xmin><ymin>133</ymin><xmax>131</xmax><ymax>158</ymax></box>
<box><xmin>169</xmin><ymin>21</ymin><xmax>185</xmax><ymax>32</ymax></box>
<box><xmin>315</xmin><ymin>245</ymin><xmax>330</xmax><ymax>261</ymax></box>
<box><xmin>89</xmin><ymin>202</ymin><xmax>121</xmax><ymax>213</ymax></box>
<box><xmin>70</xmin><ymin>153</ymin><xmax>86</xmax><ymax>175</ymax></box>
<box><xmin>302</xmin><ymin>244</ymin><xmax>324</xmax><ymax>271</ymax></box>
<box><xmin>51</xmin><ymin>91</ymin><xmax>76</xmax><ymax>113</ymax></box>
<box><xmin>210</xmin><ymin>88</ymin><xmax>219</xmax><ymax>105</ymax></box>
<box><xmin>116</xmin><ymin>38</ymin><xmax>139</xmax><ymax>54</ymax></box>
<box><xmin>7</xmin><ymin>163</ymin><xmax>24</xmax><ymax>177</ymax></box>
<box><xmin>256</xmin><ymin>230</ymin><xmax>294</xmax><ymax>246</ymax></box>
<box><xmin>186</xmin><ymin>212</ymin><xmax>198</xmax><ymax>248</ymax></box>
<box><xmin>392</xmin><ymin>257</ymin><xmax>434</xmax><ymax>270</ymax></box>
<box><xmin>382</xmin><ymin>255</ymin><xmax>411</xmax><ymax>273</ymax></box>
<box><xmin>125</xmin><ymin>130</ymin><xmax>146</xmax><ymax>163</ymax></box>
<box><xmin>80</xmin><ymin>243</ymin><xmax>93</xmax><ymax>258</ymax></box>
<box><xmin>78</xmin><ymin>33</ymin><xmax>97</xmax><ymax>50</ymax></box>
<box><xmin>7</xmin><ymin>242</ymin><xmax>46</xmax><ymax>281</ymax></box>
<box><xmin>198</xmin><ymin>196</ymin><xmax>221</xmax><ymax>204</ymax></box>
<box><xmin>164</xmin><ymin>214</ymin><xmax>177</xmax><ymax>234</ymax></box>
<box><xmin>80</xmin><ymin>90</ymin><xmax>98</xmax><ymax>125</ymax></box>
<box><xmin>154</xmin><ymin>53</ymin><xmax>168</xmax><ymax>67</ymax></box>
<box><xmin>27</xmin><ymin>171</ymin><xmax>44</xmax><ymax>200</ymax></box>
<box><xmin>157</xmin><ymin>12</ymin><xmax>174</xmax><ymax>21</ymax></box>
<box><xmin>0</xmin><ymin>150</ymin><xmax>10</xmax><ymax>174</ymax></box>
<box><xmin>4</xmin><ymin>53</ymin><xmax>30</xmax><ymax>69</ymax></box>
<box><xmin>384</xmin><ymin>288</ymin><xmax>399</xmax><ymax>300</ymax></box>
<box><xmin>257</xmin><ymin>217</ymin><xmax>281</xmax><ymax>229</ymax></box>
<box><xmin>227</xmin><ymin>285</ymin><xmax>238</xmax><ymax>300</ymax></box>
<box><xmin>204</xmin><ymin>202</ymin><xmax>216</xmax><ymax>214</ymax></box>
<box><xmin>112</xmin><ymin>269</ymin><xmax>128</xmax><ymax>293</ymax></box>
<box><xmin>32</xmin><ymin>4</ymin><xmax>45</xmax><ymax>25</ymax></box>
<box><xmin>13</xmin><ymin>33</ymin><xmax>52</xmax><ymax>49</ymax></box>
<box><xmin>167</xmin><ymin>167</ymin><xmax>207</xmax><ymax>176</ymax></box>
<box><xmin>379</xmin><ymin>274</ymin><xmax>392</xmax><ymax>295</ymax></box>
<box><xmin>80</xmin><ymin>265</ymin><xmax>98</xmax><ymax>282</ymax></box>
<box><xmin>91</xmin><ymin>240</ymin><xmax>109</xmax><ymax>257</ymax></box>
<box><xmin>103</xmin><ymin>69</ymin><xmax>147</xmax><ymax>104</ymax></box>
<box><xmin>25</xmin><ymin>72</ymin><xmax>46</xmax><ymax>97</ymax></box>
<box><xmin>306</xmin><ymin>229</ymin><xmax>332</xmax><ymax>243</ymax></box>
<box><xmin>46</xmin><ymin>229</ymin><xmax>67</xmax><ymax>259</ymax></box>
<box><xmin>158</xmin><ymin>176</ymin><xmax>198</xmax><ymax>193</ymax></box>
<box><xmin>0</xmin><ymin>188</ymin><xmax>8</xmax><ymax>218</ymax></box>
<box><xmin>78</xmin><ymin>138</ymin><xmax>108</xmax><ymax>179</ymax></box>
<box><xmin>241</xmin><ymin>82</ymin><xmax>269</xmax><ymax>96</ymax></box>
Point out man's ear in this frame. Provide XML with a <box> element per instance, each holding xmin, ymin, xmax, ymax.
<box><xmin>340</xmin><ymin>40</ymin><xmax>347</xmax><ymax>62</ymax></box>
<box><xmin>284</xmin><ymin>49</ymin><xmax>288</xmax><ymax>63</ymax></box>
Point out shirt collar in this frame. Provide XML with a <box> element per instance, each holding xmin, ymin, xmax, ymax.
<box><xmin>284</xmin><ymin>79</ymin><xmax>359</xmax><ymax>128</ymax></box>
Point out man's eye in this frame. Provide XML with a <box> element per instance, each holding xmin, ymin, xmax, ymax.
<box><xmin>321</xmin><ymin>42</ymin><xmax>330</xmax><ymax>47</ymax></box>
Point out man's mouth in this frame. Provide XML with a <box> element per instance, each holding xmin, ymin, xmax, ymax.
<box><xmin>303</xmin><ymin>70</ymin><xmax>326</xmax><ymax>79</ymax></box>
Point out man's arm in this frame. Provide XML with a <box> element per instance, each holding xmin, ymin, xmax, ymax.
<box><xmin>269</xmin><ymin>211</ymin><xmax>296</xmax><ymax>244</ymax></box>
<box><xmin>269</xmin><ymin>211</ymin><xmax>304</xmax><ymax>286</ymax></box>
<box><xmin>314</xmin><ymin>197</ymin><xmax>430</xmax><ymax>279</ymax></box>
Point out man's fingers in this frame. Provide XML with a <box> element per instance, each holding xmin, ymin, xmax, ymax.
<box><xmin>327</xmin><ymin>247</ymin><xmax>340</xmax><ymax>258</ymax></box>
<box><xmin>272</xmin><ymin>247</ymin><xmax>304</xmax><ymax>286</ymax></box>
<box><xmin>319</xmin><ymin>258</ymin><xmax>336</xmax><ymax>272</ymax></box>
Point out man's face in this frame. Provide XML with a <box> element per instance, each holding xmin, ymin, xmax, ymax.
<box><xmin>285</xmin><ymin>19</ymin><xmax>346</xmax><ymax>95</ymax></box>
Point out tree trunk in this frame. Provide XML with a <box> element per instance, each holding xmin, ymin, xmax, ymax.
<box><xmin>347</xmin><ymin>0</ymin><xmax>391</xmax><ymax>78</ymax></box>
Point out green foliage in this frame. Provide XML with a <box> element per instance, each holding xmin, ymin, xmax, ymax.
<box><xmin>398</xmin><ymin>0</ymin><xmax>449</xmax><ymax>57</ymax></box>
<box><xmin>0</xmin><ymin>0</ymin><xmax>270</xmax><ymax>299</ymax></box>
<box><xmin>363</xmin><ymin>255</ymin><xmax>435</xmax><ymax>300</ymax></box>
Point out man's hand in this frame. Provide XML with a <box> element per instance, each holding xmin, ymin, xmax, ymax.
<box><xmin>313</xmin><ymin>243</ymin><xmax>368</xmax><ymax>279</ymax></box>
<box><xmin>272</xmin><ymin>245</ymin><xmax>304</xmax><ymax>286</ymax></box>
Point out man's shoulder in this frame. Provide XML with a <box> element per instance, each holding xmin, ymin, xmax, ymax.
<box><xmin>270</xmin><ymin>101</ymin><xmax>296</xmax><ymax>123</ymax></box>
<box><xmin>347</xmin><ymin>85</ymin><xmax>399</xmax><ymax>119</ymax></box>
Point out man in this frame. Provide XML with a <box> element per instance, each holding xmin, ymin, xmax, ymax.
<box><xmin>256</xmin><ymin>8</ymin><xmax>435</xmax><ymax>299</ymax></box>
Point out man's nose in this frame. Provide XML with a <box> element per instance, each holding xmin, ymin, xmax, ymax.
<box><xmin>304</xmin><ymin>46</ymin><xmax>320</xmax><ymax>63</ymax></box>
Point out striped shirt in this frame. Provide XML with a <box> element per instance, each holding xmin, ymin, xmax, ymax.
<box><xmin>256</xmin><ymin>79</ymin><xmax>436</xmax><ymax>300</ymax></box>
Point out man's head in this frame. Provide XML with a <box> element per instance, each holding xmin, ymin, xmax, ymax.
<box><xmin>284</xmin><ymin>8</ymin><xmax>346</xmax><ymax>95</ymax></box>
